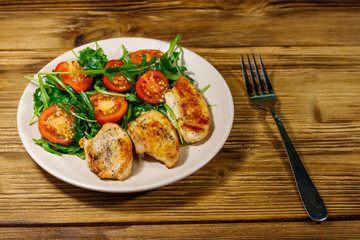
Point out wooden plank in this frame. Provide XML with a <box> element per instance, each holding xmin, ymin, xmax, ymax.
<box><xmin>1</xmin><ymin>1</ymin><xmax>360</xmax><ymax>50</ymax></box>
<box><xmin>1</xmin><ymin>221</ymin><xmax>360</xmax><ymax>239</ymax></box>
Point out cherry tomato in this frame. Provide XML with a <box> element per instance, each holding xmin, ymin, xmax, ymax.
<box><xmin>38</xmin><ymin>104</ymin><xmax>75</xmax><ymax>145</ymax></box>
<box><xmin>89</xmin><ymin>93</ymin><xmax>128</xmax><ymax>125</ymax></box>
<box><xmin>135</xmin><ymin>70</ymin><xmax>169</xmax><ymax>104</ymax></box>
<box><xmin>103</xmin><ymin>60</ymin><xmax>132</xmax><ymax>92</ymax></box>
<box><xmin>54</xmin><ymin>61</ymin><xmax>93</xmax><ymax>92</ymax></box>
<box><xmin>130</xmin><ymin>49</ymin><xmax>164</xmax><ymax>65</ymax></box>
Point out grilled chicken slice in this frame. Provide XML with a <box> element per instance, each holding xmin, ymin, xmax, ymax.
<box><xmin>165</xmin><ymin>75</ymin><xmax>210</xmax><ymax>143</ymax></box>
<box><xmin>127</xmin><ymin>110</ymin><xmax>180</xmax><ymax>168</ymax></box>
<box><xmin>83</xmin><ymin>123</ymin><xmax>133</xmax><ymax>180</ymax></box>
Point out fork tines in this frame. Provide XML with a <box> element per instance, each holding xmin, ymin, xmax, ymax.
<box><xmin>241</xmin><ymin>53</ymin><xmax>274</xmax><ymax>96</ymax></box>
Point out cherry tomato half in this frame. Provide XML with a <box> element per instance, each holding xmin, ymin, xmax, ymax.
<box><xmin>130</xmin><ymin>49</ymin><xmax>164</xmax><ymax>65</ymax></box>
<box><xmin>103</xmin><ymin>60</ymin><xmax>132</xmax><ymax>92</ymax></box>
<box><xmin>54</xmin><ymin>60</ymin><xmax>93</xmax><ymax>92</ymax></box>
<box><xmin>38</xmin><ymin>104</ymin><xmax>75</xmax><ymax>145</ymax></box>
<box><xmin>135</xmin><ymin>70</ymin><xmax>169</xmax><ymax>104</ymax></box>
<box><xmin>89</xmin><ymin>93</ymin><xmax>128</xmax><ymax>125</ymax></box>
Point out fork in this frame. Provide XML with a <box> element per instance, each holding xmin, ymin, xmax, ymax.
<box><xmin>241</xmin><ymin>53</ymin><xmax>328</xmax><ymax>222</ymax></box>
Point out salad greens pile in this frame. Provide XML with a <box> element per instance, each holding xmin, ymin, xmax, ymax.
<box><xmin>26</xmin><ymin>34</ymin><xmax>205</xmax><ymax>159</ymax></box>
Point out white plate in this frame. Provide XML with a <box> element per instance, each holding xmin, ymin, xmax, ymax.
<box><xmin>17</xmin><ymin>37</ymin><xmax>234</xmax><ymax>193</ymax></box>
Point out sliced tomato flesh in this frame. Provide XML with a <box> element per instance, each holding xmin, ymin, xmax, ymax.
<box><xmin>103</xmin><ymin>60</ymin><xmax>132</xmax><ymax>92</ymax></box>
<box><xmin>135</xmin><ymin>70</ymin><xmax>169</xmax><ymax>104</ymax></box>
<box><xmin>54</xmin><ymin>60</ymin><xmax>93</xmax><ymax>92</ymax></box>
<box><xmin>38</xmin><ymin>104</ymin><xmax>75</xmax><ymax>145</ymax></box>
<box><xmin>130</xmin><ymin>49</ymin><xmax>164</xmax><ymax>65</ymax></box>
<box><xmin>89</xmin><ymin>93</ymin><xmax>128</xmax><ymax>125</ymax></box>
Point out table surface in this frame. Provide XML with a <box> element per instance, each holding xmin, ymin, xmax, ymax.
<box><xmin>1</xmin><ymin>0</ymin><xmax>360</xmax><ymax>239</ymax></box>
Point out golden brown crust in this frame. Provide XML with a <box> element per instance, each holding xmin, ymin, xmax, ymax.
<box><xmin>165</xmin><ymin>75</ymin><xmax>210</xmax><ymax>143</ymax></box>
<box><xmin>127</xmin><ymin>110</ymin><xmax>180</xmax><ymax>168</ymax></box>
<box><xmin>83</xmin><ymin>123</ymin><xmax>133</xmax><ymax>180</ymax></box>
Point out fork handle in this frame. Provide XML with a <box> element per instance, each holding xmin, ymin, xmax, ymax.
<box><xmin>270</xmin><ymin>109</ymin><xmax>328</xmax><ymax>222</ymax></box>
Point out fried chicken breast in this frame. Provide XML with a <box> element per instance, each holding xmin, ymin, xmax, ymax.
<box><xmin>83</xmin><ymin>123</ymin><xmax>133</xmax><ymax>180</ymax></box>
<box><xmin>165</xmin><ymin>75</ymin><xmax>210</xmax><ymax>143</ymax></box>
<box><xmin>127</xmin><ymin>110</ymin><xmax>180</xmax><ymax>168</ymax></box>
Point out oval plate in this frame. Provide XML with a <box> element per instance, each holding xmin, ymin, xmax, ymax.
<box><xmin>17</xmin><ymin>37</ymin><xmax>234</xmax><ymax>193</ymax></box>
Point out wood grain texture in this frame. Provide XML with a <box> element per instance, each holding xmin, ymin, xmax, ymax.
<box><xmin>1</xmin><ymin>221</ymin><xmax>360</xmax><ymax>239</ymax></box>
<box><xmin>1</xmin><ymin>0</ymin><xmax>360</xmax><ymax>239</ymax></box>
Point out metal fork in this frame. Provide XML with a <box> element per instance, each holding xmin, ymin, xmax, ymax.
<box><xmin>241</xmin><ymin>53</ymin><xmax>327</xmax><ymax>222</ymax></box>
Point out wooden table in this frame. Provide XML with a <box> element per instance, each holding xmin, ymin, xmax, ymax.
<box><xmin>1</xmin><ymin>1</ymin><xmax>360</xmax><ymax>239</ymax></box>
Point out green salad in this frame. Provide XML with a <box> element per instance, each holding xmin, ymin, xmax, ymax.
<box><xmin>25</xmin><ymin>34</ymin><xmax>209</xmax><ymax>159</ymax></box>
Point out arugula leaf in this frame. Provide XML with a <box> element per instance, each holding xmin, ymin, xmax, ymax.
<box><xmin>38</xmin><ymin>75</ymin><xmax>49</xmax><ymax>109</ymax></box>
<box><xmin>79</xmin><ymin>91</ymin><xmax>95</xmax><ymax>119</ymax></box>
<box><xmin>33</xmin><ymin>137</ymin><xmax>83</xmax><ymax>157</ymax></box>
<box><xmin>30</xmin><ymin>88</ymin><xmax>45</xmax><ymax>124</ymax></box>
<box><xmin>199</xmin><ymin>84</ymin><xmax>210</xmax><ymax>94</ymax></box>
<box><xmin>76</xmin><ymin>42</ymin><xmax>108</xmax><ymax>70</ymax></box>
<box><xmin>33</xmin><ymin>138</ymin><xmax>63</xmax><ymax>156</ymax></box>
<box><xmin>119</xmin><ymin>45</ymin><xmax>130</xmax><ymax>61</ymax></box>
<box><xmin>164</xmin><ymin>103</ymin><xmax>184</xmax><ymax>144</ymax></box>
<box><xmin>164</xmin><ymin>34</ymin><xmax>182</xmax><ymax>59</ymax></box>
